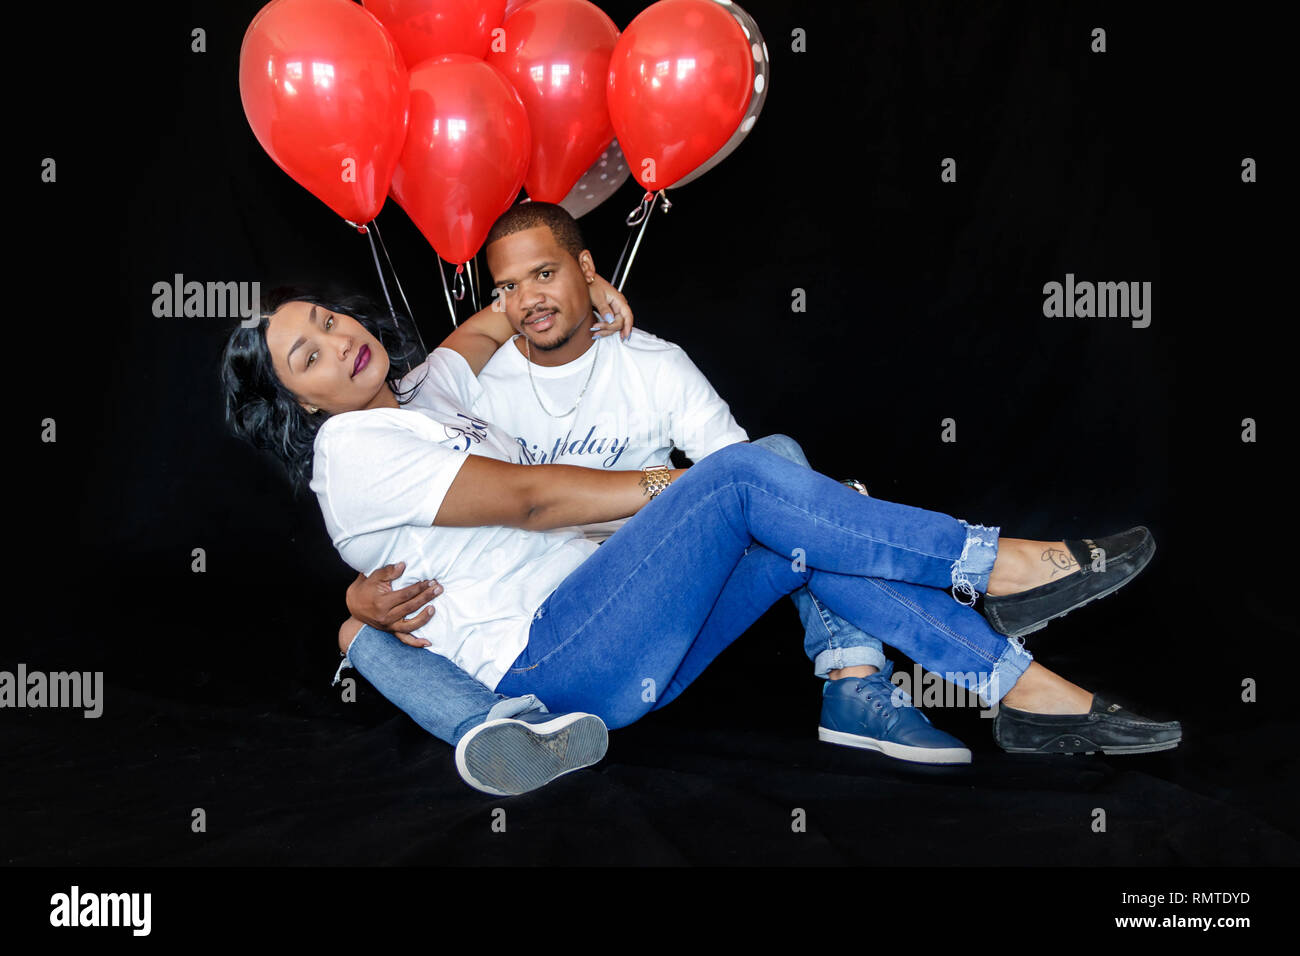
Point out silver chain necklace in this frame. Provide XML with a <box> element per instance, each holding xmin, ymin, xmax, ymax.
<box><xmin>524</xmin><ymin>331</ymin><xmax>601</xmax><ymax>419</ymax></box>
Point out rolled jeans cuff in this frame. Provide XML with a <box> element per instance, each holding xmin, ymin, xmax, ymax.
<box><xmin>485</xmin><ymin>694</ymin><xmax>549</xmax><ymax>722</ymax></box>
<box><xmin>450</xmin><ymin>694</ymin><xmax>550</xmax><ymax>743</ymax></box>
<box><xmin>813</xmin><ymin>643</ymin><xmax>888</xmax><ymax>679</ymax></box>
<box><xmin>976</xmin><ymin>635</ymin><xmax>1034</xmax><ymax>706</ymax></box>
<box><xmin>952</xmin><ymin>519</ymin><xmax>1000</xmax><ymax>606</ymax></box>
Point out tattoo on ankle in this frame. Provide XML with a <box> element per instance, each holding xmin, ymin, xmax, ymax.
<box><xmin>1042</xmin><ymin>547</ymin><xmax>1078</xmax><ymax>578</ymax></box>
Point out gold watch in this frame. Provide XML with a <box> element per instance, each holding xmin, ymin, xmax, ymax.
<box><xmin>639</xmin><ymin>465</ymin><xmax>673</xmax><ymax>498</ymax></box>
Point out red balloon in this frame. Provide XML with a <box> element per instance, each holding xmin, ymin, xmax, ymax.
<box><xmin>607</xmin><ymin>0</ymin><xmax>752</xmax><ymax>191</ymax></box>
<box><xmin>363</xmin><ymin>0</ymin><xmax>508</xmax><ymax>63</ymax></box>
<box><xmin>390</xmin><ymin>55</ymin><xmax>531</xmax><ymax>264</ymax></box>
<box><xmin>487</xmin><ymin>0</ymin><xmax>619</xmax><ymax>202</ymax></box>
<box><xmin>239</xmin><ymin>0</ymin><xmax>409</xmax><ymax>225</ymax></box>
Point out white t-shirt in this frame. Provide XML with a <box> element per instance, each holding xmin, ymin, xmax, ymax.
<box><xmin>310</xmin><ymin>348</ymin><xmax>598</xmax><ymax>690</ymax></box>
<box><xmin>472</xmin><ymin>328</ymin><xmax>749</xmax><ymax>539</ymax></box>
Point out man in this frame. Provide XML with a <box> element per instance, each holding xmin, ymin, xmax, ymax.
<box><xmin>334</xmin><ymin>202</ymin><xmax>974</xmax><ymax>795</ymax></box>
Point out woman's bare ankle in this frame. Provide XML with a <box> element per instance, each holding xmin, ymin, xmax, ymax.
<box><xmin>1000</xmin><ymin>663</ymin><xmax>1094</xmax><ymax>714</ymax></box>
<box><xmin>987</xmin><ymin>539</ymin><xmax>1081</xmax><ymax>596</ymax></box>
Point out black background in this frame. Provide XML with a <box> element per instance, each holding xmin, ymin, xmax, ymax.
<box><xmin>5</xmin><ymin>0</ymin><xmax>1296</xmax><ymax>904</ymax></box>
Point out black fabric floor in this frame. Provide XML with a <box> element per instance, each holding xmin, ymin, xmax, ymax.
<box><xmin>8</xmin><ymin>564</ymin><xmax>1297</xmax><ymax>867</ymax></box>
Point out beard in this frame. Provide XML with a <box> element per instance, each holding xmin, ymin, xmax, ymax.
<box><xmin>526</xmin><ymin>310</ymin><xmax>584</xmax><ymax>351</ymax></box>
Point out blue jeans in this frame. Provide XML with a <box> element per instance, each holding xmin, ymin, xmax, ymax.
<box><xmin>333</xmin><ymin>435</ymin><xmax>886</xmax><ymax>744</ymax></box>
<box><xmin>341</xmin><ymin>441</ymin><xmax>1033</xmax><ymax>737</ymax></box>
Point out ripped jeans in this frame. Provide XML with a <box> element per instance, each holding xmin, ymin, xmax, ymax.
<box><xmin>340</xmin><ymin>440</ymin><xmax>1033</xmax><ymax>737</ymax></box>
<box><xmin>333</xmin><ymin>434</ymin><xmax>892</xmax><ymax>744</ymax></box>
<box><xmin>493</xmin><ymin>442</ymin><xmax>1030</xmax><ymax>728</ymax></box>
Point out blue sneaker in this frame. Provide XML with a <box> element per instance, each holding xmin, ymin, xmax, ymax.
<box><xmin>455</xmin><ymin>711</ymin><xmax>609</xmax><ymax>796</ymax></box>
<box><xmin>818</xmin><ymin>670</ymin><xmax>971</xmax><ymax>765</ymax></box>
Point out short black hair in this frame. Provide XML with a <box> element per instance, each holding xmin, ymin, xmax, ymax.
<box><xmin>219</xmin><ymin>285</ymin><xmax>427</xmax><ymax>491</ymax></box>
<box><xmin>485</xmin><ymin>200</ymin><xmax>586</xmax><ymax>262</ymax></box>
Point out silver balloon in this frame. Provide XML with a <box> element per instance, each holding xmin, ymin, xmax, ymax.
<box><xmin>556</xmin><ymin>137</ymin><xmax>631</xmax><ymax>218</ymax></box>
<box><xmin>671</xmin><ymin>0</ymin><xmax>769</xmax><ymax>189</ymax></box>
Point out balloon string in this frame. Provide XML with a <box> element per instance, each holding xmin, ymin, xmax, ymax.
<box><xmin>613</xmin><ymin>192</ymin><xmax>652</xmax><ymax>287</ymax></box>
<box><xmin>452</xmin><ymin>263</ymin><xmax>468</xmax><ymax>302</ymax></box>
<box><xmin>369</xmin><ymin>217</ymin><xmax>428</xmax><ymax>357</ymax></box>
<box><xmin>616</xmin><ymin>191</ymin><xmax>661</xmax><ymax>293</ymax></box>
<box><xmin>466</xmin><ymin>255</ymin><xmax>481</xmax><ymax>313</ymax></box>
<box><xmin>361</xmin><ymin>224</ymin><xmax>399</xmax><ymax>323</ymax></box>
<box><xmin>611</xmin><ymin>230</ymin><xmax>634</xmax><ymax>290</ymax></box>
<box><xmin>437</xmin><ymin>259</ymin><xmax>458</xmax><ymax>327</ymax></box>
<box><xmin>625</xmin><ymin>190</ymin><xmax>655</xmax><ymax>226</ymax></box>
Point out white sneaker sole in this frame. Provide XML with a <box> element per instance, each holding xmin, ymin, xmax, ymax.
<box><xmin>455</xmin><ymin>713</ymin><xmax>609</xmax><ymax>796</ymax></box>
<box><xmin>818</xmin><ymin>726</ymin><xmax>972</xmax><ymax>764</ymax></box>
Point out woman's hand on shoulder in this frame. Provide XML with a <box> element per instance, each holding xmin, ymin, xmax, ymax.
<box><xmin>587</xmin><ymin>274</ymin><xmax>633</xmax><ymax>342</ymax></box>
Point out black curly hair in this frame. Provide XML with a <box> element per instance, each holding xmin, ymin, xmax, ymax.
<box><xmin>219</xmin><ymin>285</ymin><xmax>428</xmax><ymax>491</ymax></box>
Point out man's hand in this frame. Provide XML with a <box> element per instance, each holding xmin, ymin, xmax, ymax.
<box><xmin>345</xmin><ymin>562</ymin><xmax>442</xmax><ymax>648</ymax></box>
<box><xmin>587</xmin><ymin>274</ymin><xmax>633</xmax><ymax>341</ymax></box>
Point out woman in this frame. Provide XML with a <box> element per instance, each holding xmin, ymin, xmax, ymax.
<box><xmin>220</xmin><ymin>275</ymin><xmax>1181</xmax><ymax>785</ymax></box>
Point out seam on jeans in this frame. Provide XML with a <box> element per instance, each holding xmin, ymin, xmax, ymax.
<box><xmin>514</xmin><ymin>480</ymin><xmax>764</xmax><ymax>673</ymax></box>
<box><xmin>517</xmin><ymin>468</ymin><xmax>959</xmax><ymax>675</ymax></box>
<box><xmin>734</xmin><ymin>479</ymin><xmax>957</xmax><ymax>565</ymax></box>
<box><xmin>869</xmin><ymin>578</ymin><xmax>999</xmax><ymax>665</ymax></box>
<box><xmin>807</xmin><ymin>589</ymin><xmax>838</xmax><ymax>643</ymax></box>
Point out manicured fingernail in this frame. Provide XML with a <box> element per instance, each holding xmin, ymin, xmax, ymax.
<box><xmin>604</xmin><ymin>313</ymin><xmax>614</xmax><ymax>323</ymax></box>
<box><xmin>433</xmin><ymin>585</ymin><xmax>443</xmax><ymax>595</ymax></box>
<box><xmin>590</xmin><ymin>325</ymin><xmax>601</xmax><ymax>331</ymax></box>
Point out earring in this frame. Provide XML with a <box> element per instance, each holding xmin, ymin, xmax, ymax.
<box><xmin>586</xmin><ymin>275</ymin><xmax>593</xmax><ymax>284</ymax></box>
<box><xmin>306</xmin><ymin>406</ymin><xmax>319</xmax><ymax>414</ymax></box>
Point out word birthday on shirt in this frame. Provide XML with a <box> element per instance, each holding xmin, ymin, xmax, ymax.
<box><xmin>515</xmin><ymin>426</ymin><xmax>631</xmax><ymax>468</ymax></box>
<box><xmin>442</xmin><ymin>414</ymin><xmax>491</xmax><ymax>453</ymax></box>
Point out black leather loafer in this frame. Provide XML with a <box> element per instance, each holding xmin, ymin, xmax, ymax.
<box><xmin>993</xmin><ymin>693</ymin><xmax>1181</xmax><ymax>754</ymax></box>
<box><xmin>981</xmin><ymin>526</ymin><xmax>1155</xmax><ymax>638</ymax></box>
